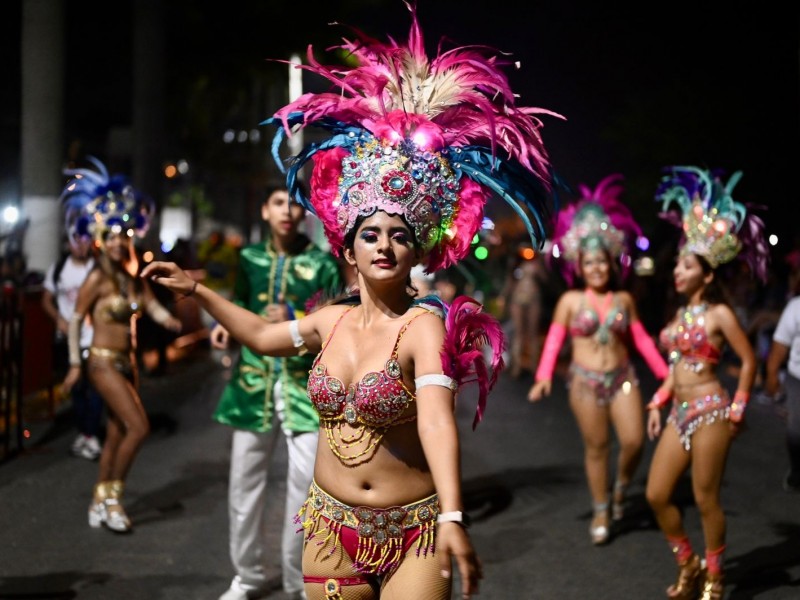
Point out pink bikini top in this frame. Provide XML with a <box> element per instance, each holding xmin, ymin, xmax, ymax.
<box><xmin>569</xmin><ymin>291</ymin><xmax>629</xmax><ymax>343</ymax></box>
<box><xmin>307</xmin><ymin>307</ymin><xmax>423</xmax><ymax>429</ymax></box>
<box><xmin>659</xmin><ymin>303</ymin><xmax>721</xmax><ymax>366</ymax></box>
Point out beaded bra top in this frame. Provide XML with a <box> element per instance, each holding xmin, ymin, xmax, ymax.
<box><xmin>659</xmin><ymin>303</ymin><xmax>720</xmax><ymax>372</ymax></box>
<box><xmin>308</xmin><ymin>306</ymin><xmax>425</xmax><ymax>464</ymax></box>
<box><xmin>569</xmin><ymin>291</ymin><xmax>628</xmax><ymax>345</ymax></box>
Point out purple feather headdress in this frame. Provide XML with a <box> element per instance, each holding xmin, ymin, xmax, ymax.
<box><xmin>551</xmin><ymin>174</ymin><xmax>642</xmax><ymax>285</ymax></box>
<box><xmin>656</xmin><ymin>166</ymin><xmax>769</xmax><ymax>282</ymax></box>
<box><xmin>264</xmin><ymin>1</ymin><xmax>564</xmax><ymax>273</ymax></box>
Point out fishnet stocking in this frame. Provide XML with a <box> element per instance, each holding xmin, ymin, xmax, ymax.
<box><xmin>302</xmin><ymin>537</ymin><xmax>451</xmax><ymax>599</ymax></box>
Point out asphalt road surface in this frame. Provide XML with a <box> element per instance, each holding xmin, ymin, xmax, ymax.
<box><xmin>1</xmin><ymin>349</ymin><xmax>798</xmax><ymax>599</ymax></box>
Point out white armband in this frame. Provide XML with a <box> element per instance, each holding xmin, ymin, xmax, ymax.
<box><xmin>288</xmin><ymin>319</ymin><xmax>308</xmax><ymax>356</ymax></box>
<box><xmin>414</xmin><ymin>373</ymin><xmax>457</xmax><ymax>391</ymax></box>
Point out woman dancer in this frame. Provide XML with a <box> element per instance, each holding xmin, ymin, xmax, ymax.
<box><xmin>61</xmin><ymin>157</ymin><xmax>181</xmax><ymax>533</ymax></box>
<box><xmin>646</xmin><ymin>167</ymin><xmax>766</xmax><ymax>599</ymax></box>
<box><xmin>500</xmin><ymin>248</ymin><xmax>547</xmax><ymax>378</ymax></box>
<box><xmin>528</xmin><ymin>175</ymin><xmax>668</xmax><ymax>545</ymax></box>
<box><xmin>143</xmin><ymin>5</ymin><xmax>561</xmax><ymax>598</ymax></box>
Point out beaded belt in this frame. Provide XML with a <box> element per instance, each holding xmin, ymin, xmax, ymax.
<box><xmin>298</xmin><ymin>480</ymin><xmax>439</xmax><ymax>575</ymax></box>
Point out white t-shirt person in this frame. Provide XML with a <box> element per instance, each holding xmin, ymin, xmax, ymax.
<box><xmin>773</xmin><ymin>296</ymin><xmax>800</xmax><ymax>380</ymax></box>
<box><xmin>43</xmin><ymin>254</ymin><xmax>95</xmax><ymax>349</ymax></box>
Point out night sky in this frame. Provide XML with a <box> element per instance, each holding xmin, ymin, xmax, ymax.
<box><xmin>3</xmin><ymin>1</ymin><xmax>799</xmax><ymax>253</ymax></box>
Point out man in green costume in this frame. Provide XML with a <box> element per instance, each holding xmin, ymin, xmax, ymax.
<box><xmin>214</xmin><ymin>185</ymin><xmax>342</xmax><ymax>600</ymax></box>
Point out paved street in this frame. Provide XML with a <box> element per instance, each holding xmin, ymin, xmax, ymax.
<box><xmin>0</xmin><ymin>348</ymin><xmax>798</xmax><ymax>599</ymax></box>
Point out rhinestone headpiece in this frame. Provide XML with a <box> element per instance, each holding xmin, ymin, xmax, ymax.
<box><xmin>656</xmin><ymin>165</ymin><xmax>769</xmax><ymax>281</ymax></box>
<box><xmin>552</xmin><ymin>174</ymin><xmax>641</xmax><ymax>284</ymax></box>
<box><xmin>265</xmin><ymin>3</ymin><xmax>562</xmax><ymax>272</ymax></box>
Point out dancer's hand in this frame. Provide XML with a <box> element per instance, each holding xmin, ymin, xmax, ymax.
<box><xmin>62</xmin><ymin>366</ymin><xmax>81</xmax><ymax>395</ymax></box>
<box><xmin>438</xmin><ymin>523</ymin><xmax>482</xmax><ymax>599</ymax></box>
<box><xmin>210</xmin><ymin>323</ymin><xmax>229</xmax><ymax>349</ymax></box>
<box><xmin>527</xmin><ymin>379</ymin><xmax>550</xmax><ymax>402</ymax></box>
<box><xmin>647</xmin><ymin>408</ymin><xmax>662</xmax><ymax>440</ymax></box>
<box><xmin>264</xmin><ymin>293</ymin><xmax>291</xmax><ymax>324</ymax></box>
<box><xmin>141</xmin><ymin>261</ymin><xmax>196</xmax><ymax>297</ymax></box>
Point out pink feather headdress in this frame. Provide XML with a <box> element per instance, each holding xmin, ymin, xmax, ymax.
<box><xmin>551</xmin><ymin>174</ymin><xmax>642</xmax><ymax>285</ymax></box>
<box><xmin>265</xmin><ymin>1</ymin><xmax>563</xmax><ymax>273</ymax></box>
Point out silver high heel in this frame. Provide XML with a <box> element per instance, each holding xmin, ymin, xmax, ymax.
<box><xmin>103</xmin><ymin>480</ymin><xmax>132</xmax><ymax>533</ymax></box>
<box><xmin>88</xmin><ymin>482</ymin><xmax>108</xmax><ymax>528</ymax></box>
<box><xmin>589</xmin><ymin>501</ymin><xmax>610</xmax><ymax>545</ymax></box>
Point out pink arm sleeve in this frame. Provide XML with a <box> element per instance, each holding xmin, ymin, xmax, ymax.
<box><xmin>629</xmin><ymin>320</ymin><xmax>669</xmax><ymax>380</ymax></box>
<box><xmin>534</xmin><ymin>322</ymin><xmax>567</xmax><ymax>382</ymax></box>
<box><xmin>646</xmin><ymin>386</ymin><xmax>672</xmax><ymax>410</ymax></box>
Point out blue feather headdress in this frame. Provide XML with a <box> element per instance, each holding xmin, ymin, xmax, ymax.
<box><xmin>263</xmin><ymin>2</ymin><xmax>564</xmax><ymax>272</ymax></box>
<box><xmin>60</xmin><ymin>156</ymin><xmax>153</xmax><ymax>245</ymax></box>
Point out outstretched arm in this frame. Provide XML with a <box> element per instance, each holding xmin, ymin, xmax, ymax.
<box><xmin>141</xmin><ymin>261</ymin><xmax>322</xmax><ymax>356</ymax></box>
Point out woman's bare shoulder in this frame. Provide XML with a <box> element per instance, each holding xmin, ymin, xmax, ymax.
<box><xmin>558</xmin><ymin>289</ymin><xmax>584</xmax><ymax>308</ymax></box>
<box><xmin>708</xmin><ymin>302</ymin><xmax>740</xmax><ymax>326</ymax></box>
<box><xmin>403</xmin><ymin>307</ymin><xmax>445</xmax><ymax>343</ymax></box>
<box><xmin>310</xmin><ymin>303</ymin><xmax>354</xmax><ymax>327</ymax></box>
<box><xmin>615</xmin><ymin>290</ymin><xmax>636</xmax><ymax>308</ymax></box>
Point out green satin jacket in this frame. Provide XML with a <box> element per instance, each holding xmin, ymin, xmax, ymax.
<box><xmin>212</xmin><ymin>236</ymin><xmax>342</xmax><ymax>433</ymax></box>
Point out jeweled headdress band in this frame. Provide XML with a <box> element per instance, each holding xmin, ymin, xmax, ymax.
<box><xmin>656</xmin><ymin>165</ymin><xmax>769</xmax><ymax>281</ymax></box>
<box><xmin>264</xmin><ymin>2</ymin><xmax>563</xmax><ymax>273</ymax></box>
<box><xmin>551</xmin><ymin>174</ymin><xmax>642</xmax><ymax>285</ymax></box>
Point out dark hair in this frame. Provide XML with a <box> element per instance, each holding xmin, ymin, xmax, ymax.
<box><xmin>575</xmin><ymin>246</ymin><xmax>621</xmax><ymax>291</ymax></box>
<box><xmin>696</xmin><ymin>254</ymin><xmax>731</xmax><ymax>306</ymax></box>
<box><xmin>265</xmin><ymin>181</ymin><xmax>308</xmax><ymax>204</ymax></box>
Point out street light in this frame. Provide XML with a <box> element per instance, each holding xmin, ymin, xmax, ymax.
<box><xmin>2</xmin><ymin>205</ymin><xmax>19</xmax><ymax>225</ymax></box>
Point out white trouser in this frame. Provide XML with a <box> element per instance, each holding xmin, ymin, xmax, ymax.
<box><xmin>227</xmin><ymin>382</ymin><xmax>318</xmax><ymax>595</ymax></box>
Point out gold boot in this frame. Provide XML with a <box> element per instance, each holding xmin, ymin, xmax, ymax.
<box><xmin>699</xmin><ymin>572</ymin><xmax>723</xmax><ymax>600</ymax></box>
<box><xmin>103</xmin><ymin>480</ymin><xmax>132</xmax><ymax>533</ymax></box>
<box><xmin>666</xmin><ymin>554</ymin><xmax>702</xmax><ymax>599</ymax></box>
<box><xmin>88</xmin><ymin>481</ymin><xmax>109</xmax><ymax>528</ymax></box>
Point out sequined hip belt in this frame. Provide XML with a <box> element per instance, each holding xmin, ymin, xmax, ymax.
<box><xmin>297</xmin><ymin>480</ymin><xmax>439</xmax><ymax>575</ymax></box>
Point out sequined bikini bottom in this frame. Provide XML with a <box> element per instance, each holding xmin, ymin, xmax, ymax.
<box><xmin>667</xmin><ymin>389</ymin><xmax>731</xmax><ymax>451</ymax></box>
<box><xmin>568</xmin><ymin>360</ymin><xmax>638</xmax><ymax>406</ymax></box>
